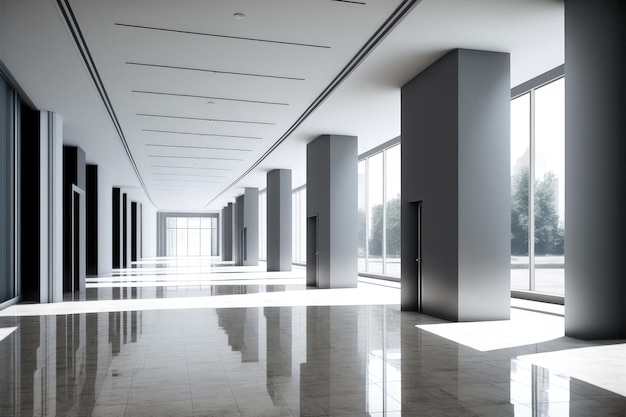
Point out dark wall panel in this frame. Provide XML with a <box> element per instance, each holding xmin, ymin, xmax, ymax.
<box><xmin>112</xmin><ymin>188</ymin><xmax>121</xmax><ymax>268</ymax></box>
<box><xmin>86</xmin><ymin>164</ymin><xmax>98</xmax><ymax>276</ymax></box>
<box><xmin>62</xmin><ymin>146</ymin><xmax>86</xmax><ymax>293</ymax></box>
<box><xmin>131</xmin><ymin>202</ymin><xmax>137</xmax><ymax>262</ymax></box>
<box><xmin>19</xmin><ymin>102</ymin><xmax>41</xmax><ymax>301</ymax></box>
<box><xmin>122</xmin><ymin>193</ymin><xmax>127</xmax><ymax>268</ymax></box>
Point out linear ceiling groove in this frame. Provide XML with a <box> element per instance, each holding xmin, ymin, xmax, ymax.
<box><xmin>204</xmin><ymin>0</ymin><xmax>422</xmax><ymax>208</ymax></box>
<box><xmin>145</xmin><ymin>144</ymin><xmax>252</xmax><ymax>152</ymax></box>
<box><xmin>131</xmin><ymin>90</ymin><xmax>289</xmax><ymax>106</ymax></box>
<box><xmin>56</xmin><ymin>0</ymin><xmax>155</xmax><ymax>207</ymax></box>
<box><xmin>152</xmin><ymin>173</ymin><xmax>226</xmax><ymax>178</ymax></box>
<box><xmin>153</xmin><ymin>179</ymin><xmax>220</xmax><ymax>183</ymax></box>
<box><xmin>137</xmin><ymin>113</ymin><xmax>276</xmax><ymax>125</ymax></box>
<box><xmin>331</xmin><ymin>0</ymin><xmax>367</xmax><ymax>4</ymax></box>
<box><xmin>150</xmin><ymin>165</ymin><xmax>234</xmax><ymax>171</ymax></box>
<box><xmin>126</xmin><ymin>62</ymin><xmax>305</xmax><ymax>81</ymax></box>
<box><xmin>143</xmin><ymin>129</ymin><xmax>263</xmax><ymax>140</ymax></box>
<box><xmin>148</xmin><ymin>155</ymin><xmax>243</xmax><ymax>161</ymax></box>
<box><xmin>115</xmin><ymin>23</ymin><xmax>331</xmax><ymax>49</ymax></box>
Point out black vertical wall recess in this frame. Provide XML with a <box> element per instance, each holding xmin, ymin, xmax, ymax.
<box><xmin>63</xmin><ymin>146</ymin><xmax>85</xmax><ymax>293</ymax></box>
<box><xmin>20</xmin><ymin>102</ymin><xmax>41</xmax><ymax>301</ymax></box>
<box><xmin>131</xmin><ymin>202</ymin><xmax>137</xmax><ymax>262</ymax></box>
<box><xmin>86</xmin><ymin>164</ymin><xmax>98</xmax><ymax>276</ymax></box>
<box><xmin>122</xmin><ymin>193</ymin><xmax>127</xmax><ymax>268</ymax></box>
<box><xmin>112</xmin><ymin>188</ymin><xmax>121</xmax><ymax>268</ymax></box>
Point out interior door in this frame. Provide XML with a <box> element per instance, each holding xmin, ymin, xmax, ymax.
<box><xmin>307</xmin><ymin>216</ymin><xmax>318</xmax><ymax>287</ymax></box>
<box><xmin>416</xmin><ymin>201</ymin><xmax>423</xmax><ymax>312</ymax></box>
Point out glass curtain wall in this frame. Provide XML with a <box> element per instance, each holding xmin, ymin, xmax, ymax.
<box><xmin>0</xmin><ymin>77</ymin><xmax>17</xmax><ymax>304</ymax></box>
<box><xmin>510</xmin><ymin>76</ymin><xmax>565</xmax><ymax>295</ymax></box>
<box><xmin>292</xmin><ymin>187</ymin><xmax>306</xmax><ymax>264</ymax></box>
<box><xmin>358</xmin><ymin>143</ymin><xmax>401</xmax><ymax>277</ymax></box>
<box><xmin>259</xmin><ymin>190</ymin><xmax>267</xmax><ymax>260</ymax></box>
<box><xmin>166</xmin><ymin>216</ymin><xmax>218</xmax><ymax>257</ymax></box>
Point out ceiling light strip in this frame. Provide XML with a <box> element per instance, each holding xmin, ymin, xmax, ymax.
<box><xmin>115</xmin><ymin>23</ymin><xmax>330</xmax><ymax>49</ymax></box>
<box><xmin>132</xmin><ymin>90</ymin><xmax>289</xmax><ymax>106</ymax></box>
<box><xmin>137</xmin><ymin>113</ymin><xmax>275</xmax><ymax>125</ymax></box>
<box><xmin>55</xmin><ymin>0</ymin><xmax>155</xmax><ymax>207</ymax></box>
<box><xmin>143</xmin><ymin>129</ymin><xmax>263</xmax><ymax>140</ymax></box>
<box><xmin>205</xmin><ymin>0</ymin><xmax>422</xmax><ymax>208</ymax></box>
<box><xmin>126</xmin><ymin>62</ymin><xmax>305</xmax><ymax>81</ymax></box>
<box><xmin>145</xmin><ymin>144</ymin><xmax>252</xmax><ymax>152</ymax></box>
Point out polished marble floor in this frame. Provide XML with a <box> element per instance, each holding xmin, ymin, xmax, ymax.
<box><xmin>0</xmin><ymin>257</ymin><xmax>624</xmax><ymax>417</ymax></box>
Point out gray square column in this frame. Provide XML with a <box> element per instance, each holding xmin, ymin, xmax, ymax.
<box><xmin>564</xmin><ymin>0</ymin><xmax>626</xmax><ymax>339</ymax></box>
<box><xmin>267</xmin><ymin>169</ymin><xmax>292</xmax><ymax>271</ymax></box>
<box><xmin>401</xmin><ymin>49</ymin><xmax>511</xmax><ymax>321</ymax></box>
<box><xmin>306</xmin><ymin>134</ymin><xmax>358</xmax><ymax>289</ymax></box>
<box><xmin>221</xmin><ymin>204</ymin><xmax>234</xmax><ymax>262</ymax></box>
<box><xmin>235</xmin><ymin>188</ymin><xmax>259</xmax><ymax>266</ymax></box>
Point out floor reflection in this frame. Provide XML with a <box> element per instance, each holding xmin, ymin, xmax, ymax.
<box><xmin>0</xmin><ymin>260</ymin><xmax>624</xmax><ymax>416</ymax></box>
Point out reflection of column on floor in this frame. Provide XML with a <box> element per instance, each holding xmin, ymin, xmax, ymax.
<box><xmin>217</xmin><ymin>309</ymin><xmax>246</xmax><ymax>353</ymax></box>
<box><xmin>264</xmin><ymin>305</ymin><xmax>293</xmax><ymax>403</ymax></box>
<box><xmin>401</xmin><ymin>312</ymin><xmax>460</xmax><ymax>411</ymax></box>
<box><xmin>301</xmin><ymin>306</ymin><xmax>366</xmax><ymax>416</ymax></box>
<box><xmin>510</xmin><ymin>360</ymin><xmax>571</xmax><ymax>416</ymax></box>
<box><xmin>110</xmin><ymin>311</ymin><xmax>121</xmax><ymax>356</ymax></box>
<box><xmin>242</xmin><ymin>308</ymin><xmax>259</xmax><ymax>362</ymax></box>
<box><xmin>215</xmin><ymin>301</ymin><xmax>259</xmax><ymax>363</ymax></box>
<box><xmin>55</xmin><ymin>314</ymin><xmax>87</xmax><ymax>416</ymax></box>
<box><xmin>14</xmin><ymin>316</ymin><xmax>41</xmax><ymax>416</ymax></box>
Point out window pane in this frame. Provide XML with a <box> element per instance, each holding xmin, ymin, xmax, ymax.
<box><xmin>367</xmin><ymin>153</ymin><xmax>384</xmax><ymax>274</ymax></box>
<box><xmin>177</xmin><ymin>217</ymin><xmax>187</xmax><ymax>228</ymax></box>
<box><xmin>534</xmin><ymin>78</ymin><xmax>565</xmax><ymax>295</ymax></box>
<box><xmin>259</xmin><ymin>191</ymin><xmax>266</xmax><ymax>260</ymax></box>
<box><xmin>511</xmin><ymin>93</ymin><xmax>531</xmax><ymax>291</ymax></box>
<box><xmin>211</xmin><ymin>227</ymin><xmax>218</xmax><ymax>256</ymax></box>
<box><xmin>358</xmin><ymin>160</ymin><xmax>366</xmax><ymax>273</ymax></box>
<box><xmin>187</xmin><ymin>229</ymin><xmax>200</xmax><ymax>256</ymax></box>
<box><xmin>200</xmin><ymin>217</ymin><xmax>210</xmax><ymax>228</ymax></box>
<box><xmin>176</xmin><ymin>229</ymin><xmax>188</xmax><ymax>256</ymax></box>
<box><xmin>167</xmin><ymin>229</ymin><xmax>177</xmax><ymax>256</ymax></box>
<box><xmin>166</xmin><ymin>217</ymin><xmax>176</xmax><ymax>229</ymax></box>
<box><xmin>385</xmin><ymin>145</ymin><xmax>401</xmax><ymax>277</ymax></box>
<box><xmin>200</xmin><ymin>229</ymin><xmax>211</xmax><ymax>256</ymax></box>
<box><xmin>292</xmin><ymin>192</ymin><xmax>298</xmax><ymax>262</ymax></box>
<box><xmin>0</xmin><ymin>79</ymin><xmax>16</xmax><ymax>302</ymax></box>
<box><xmin>299</xmin><ymin>189</ymin><xmax>307</xmax><ymax>263</ymax></box>
<box><xmin>188</xmin><ymin>217</ymin><xmax>200</xmax><ymax>229</ymax></box>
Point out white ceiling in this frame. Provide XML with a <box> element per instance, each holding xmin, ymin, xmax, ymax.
<box><xmin>0</xmin><ymin>0</ymin><xmax>563</xmax><ymax>212</ymax></box>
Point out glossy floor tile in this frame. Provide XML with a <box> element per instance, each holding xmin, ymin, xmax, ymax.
<box><xmin>0</xmin><ymin>257</ymin><xmax>624</xmax><ymax>416</ymax></box>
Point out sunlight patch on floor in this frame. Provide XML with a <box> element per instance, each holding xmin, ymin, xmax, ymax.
<box><xmin>0</xmin><ymin>283</ymin><xmax>400</xmax><ymax>317</ymax></box>
<box><xmin>416</xmin><ymin>308</ymin><xmax>564</xmax><ymax>352</ymax></box>
<box><xmin>517</xmin><ymin>343</ymin><xmax>626</xmax><ymax>397</ymax></box>
<box><xmin>0</xmin><ymin>326</ymin><xmax>18</xmax><ymax>342</ymax></box>
<box><xmin>85</xmin><ymin>278</ymin><xmax>306</xmax><ymax>288</ymax></box>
